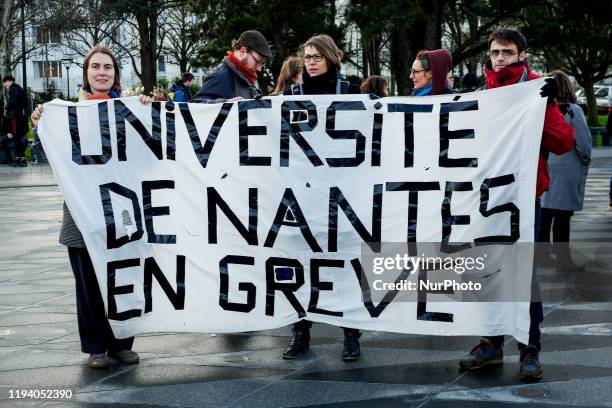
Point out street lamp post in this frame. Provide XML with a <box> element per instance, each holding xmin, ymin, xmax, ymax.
<box><xmin>62</xmin><ymin>58</ymin><xmax>73</xmax><ymax>99</ymax></box>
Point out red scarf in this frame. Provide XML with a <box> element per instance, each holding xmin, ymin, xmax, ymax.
<box><xmin>87</xmin><ymin>94</ymin><xmax>111</xmax><ymax>100</ymax></box>
<box><xmin>227</xmin><ymin>51</ymin><xmax>258</xmax><ymax>84</ymax></box>
<box><xmin>483</xmin><ymin>60</ymin><xmax>537</xmax><ymax>89</ymax></box>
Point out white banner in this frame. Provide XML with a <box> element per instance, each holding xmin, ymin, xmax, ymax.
<box><xmin>39</xmin><ymin>79</ymin><xmax>547</xmax><ymax>343</ymax></box>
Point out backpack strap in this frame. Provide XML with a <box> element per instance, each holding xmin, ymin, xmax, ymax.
<box><xmin>291</xmin><ymin>83</ymin><xmax>304</xmax><ymax>95</ymax></box>
<box><xmin>336</xmin><ymin>79</ymin><xmax>350</xmax><ymax>94</ymax></box>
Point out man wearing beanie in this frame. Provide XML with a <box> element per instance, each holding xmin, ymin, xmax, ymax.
<box><xmin>410</xmin><ymin>49</ymin><xmax>453</xmax><ymax>96</ymax></box>
<box><xmin>192</xmin><ymin>30</ymin><xmax>272</xmax><ymax>103</ymax></box>
<box><xmin>458</xmin><ymin>28</ymin><xmax>574</xmax><ymax>382</ymax></box>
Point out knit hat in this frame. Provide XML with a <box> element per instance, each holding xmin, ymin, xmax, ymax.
<box><xmin>237</xmin><ymin>30</ymin><xmax>272</xmax><ymax>59</ymax></box>
<box><xmin>424</xmin><ymin>49</ymin><xmax>452</xmax><ymax>95</ymax></box>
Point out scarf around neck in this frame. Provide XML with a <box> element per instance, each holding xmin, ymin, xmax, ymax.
<box><xmin>483</xmin><ymin>60</ymin><xmax>532</xmax><ymax>89</ymax></box>
<box><xmin>301</xmin><ymin>67</ymin><xmax>338</xmax><ymax>95</ymax></box>
<box><xmin>227</xmin><ymin>51</ymin><xmax>258</xmax><ymax>84</ymax></box>
<box><xmin>413</xmin><ymin>84</ymin><xmax>432</xmax><ymax>96</ymax></box>
<box><xmin>79</xmin><ymin>87</ymin><xmax>121</xmax><ymax>101</ymax></box>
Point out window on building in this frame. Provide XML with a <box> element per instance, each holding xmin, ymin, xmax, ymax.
<box><xmin>33</xmin><ymin>61</ymin><xmax>63</xmax><ymax>78</ymax></box>
<box><xmin>35</xmin><ymin>27</ymin><xmax>61</xmax><ymax>44</ymax></box>
<box><xmin>158</xmin><ymin>55</ymin><xmax>166</xmax><ymax>72</ymax></box>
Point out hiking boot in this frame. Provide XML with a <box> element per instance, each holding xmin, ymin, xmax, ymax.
<box><xmin>108</xmin><ymin>350</ymin><xmax>140</xmax><ymax>364</ymax></box>
<box><xmin>459</xmin><ymin>337</ymin><xmax>504</xmax><ymax>370</ymax></box>
<box><xmin>282</xmin><ymin>328</ymin><xmax>310</xmax><ymax>359</ymax></box>
<box><xmin>87</xmin><ymin>353</ymin><xmax>111</xmax><ymax>369</ymax></box>
<box><xmin>342</xmin><ymin>331</ymin><xmax>361</xmax><ymax>361</ymax></box>
<box><xmin>519</xmin><ymin>345</ymin><xmax>543</xmax><ymax>381</ymax></box>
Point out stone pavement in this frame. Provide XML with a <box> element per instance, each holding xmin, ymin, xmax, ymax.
<box><xmin>1</xmin><ymin>148</ymin><xmax>611</xmax><ymax>408</ymax></box>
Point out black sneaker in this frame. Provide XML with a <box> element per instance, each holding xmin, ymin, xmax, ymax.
<box><xmin>459</xmin><ymin>337</ymin><xmax>504</xmax><ymax>370</ymax></box>
<box><xmin>19</xmin><ymin>158</ymin><xmax>27</xmax><ymax>167</ymax></box>
<box><xmin>519</xmin><ymin>345</ymin><xmax>543</xmax><ymax>381</ymax></box>
<box><xmin>342</xmin><ymin>331</ymin><xmax>361</xmax><ymax>361</ymax></box>
<box><xmin>282</xmin><ymin>328</ymin><xmax>310</xmax><ymax>359</ymax></box>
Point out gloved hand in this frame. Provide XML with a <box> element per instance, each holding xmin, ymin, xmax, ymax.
<box><xmin>540</xmin><ymin>77</ymin><xmax>558</xmax><ymax>104</ymax></box>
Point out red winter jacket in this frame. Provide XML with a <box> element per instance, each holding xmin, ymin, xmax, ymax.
<box><xmin>483</xmin><ymin>60</ymin><xmax>575</xmax><ymax>198</ymax></box>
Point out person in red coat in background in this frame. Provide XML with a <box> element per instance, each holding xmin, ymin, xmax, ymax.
<box><xmin>459</xmin><ymin>29</ymin><xmax>575</xmax><ymax>382</ymax></box>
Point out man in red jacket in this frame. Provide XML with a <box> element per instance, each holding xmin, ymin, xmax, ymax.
<box><xmin>459</xmin><ymin>29</ymin><xmax>575</xmax><ymax>381</ymax></box>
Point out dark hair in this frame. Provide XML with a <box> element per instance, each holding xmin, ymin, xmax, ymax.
<box><xmin>415</xmin><ymin>50</ymin><xmax>431</xmax><ymax>71</ymax></box>
<box><xmin>461</xmin><ymin>72</ymin><xmax>478</xmax><ymax>89</ymax></box>
<box><xmin>488</xmin><ymin>29</ymin><xmax>527</xmax><ymax>53</ymax></box>
<box><xmin>300</xmin><ymin>34</ymin><xmax>343</xmax><ymax>72</ymax></box>
<box><xmin>272</xmin><ymin>56</ymin><xmax>302</xmax><ymax>95</ymax></box>
<box><xmin>360</xmin><ymin>75</ymin><xmax>389</xmax><ymax>97</ymax></box>
<box><xmin>181</xmin><ymin>72</ymin><xmax>194</xmax><ymax>82</ymax></box>
<box><xmin>2</xmin><ymin>75</ymin><xmax>15</xmax><ymax>83</ymax></box>
<box><xmin>82</xmin><ymin>45</ymin><xmax>121</xmax><ymax>94</ymax></box>
<box><xmin>548</xmin><ymin>70</ymin><xmax>577</xmax><ymax>104</ymax></box>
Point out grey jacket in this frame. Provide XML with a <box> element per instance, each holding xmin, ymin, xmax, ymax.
<box><xmin>191</xmin><ymin>57</ymin><xmax>260</xmax><ymax>103</ymax></box>
<box><xmin>541</xmin><ymin>103</ymin><xmax>591</xmax><ymax>211</ymax></box>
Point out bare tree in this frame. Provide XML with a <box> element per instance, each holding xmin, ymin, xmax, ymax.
<box><xmin>160</xmin><ymin>7</ymin><xmax>206</xmax><ymax>74</ymax></box>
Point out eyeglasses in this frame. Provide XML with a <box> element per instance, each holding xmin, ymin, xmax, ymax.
<box><xmin>410</xmin><ymin>69</ymin><xmax>426</xmax><ymax>76</ymax></box>
<box><xmin>489</xmin><ymin>49</ymin><xmax>518</xmax><ymax>58</ymax></box>
<box><xmin>249</xmin><ymin>51</ymin><xmax>266</xmax><ymax>67</ymax></box>
<box><xmin>303</xmin><ymin>53</ymin><xmax>324</xmax><ymax>63</ymax></box>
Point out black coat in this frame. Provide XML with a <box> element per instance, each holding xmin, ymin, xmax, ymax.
<box><xmin>3</xmin><ymin>83</ymin><xmax>28</xmax><ymax>135</ymax></box>
<box><xmin>284</xmin><ymin>68</ymin><xmax>360</xmax><ymax>96</ymax></box>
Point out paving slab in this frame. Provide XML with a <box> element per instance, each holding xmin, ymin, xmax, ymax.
<box><xmin>1</xmin><ymin>148</ymin><xmax>611</xmax><ymax>407</ymax></box>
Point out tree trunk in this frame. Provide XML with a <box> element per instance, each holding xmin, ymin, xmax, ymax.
<box><xmin>136</xmin><ymin>8</ymin><xmax>157</xmax><ymax>95</ymax></box>
<box><xmin>361</xmin><ymin>36</ymin><xmax>369</xmax><ymax>78</ymax></box>
<box><xmin>581</xmin><ymin>81</ymin><xmax>599</xmax><ymax>127</ymax></box>
<box><xmin>390</xmin><ymin>14</ymin><xmax>412</xmax><ymax>96</ymax></box>
<box><xmin>422</xmin><ymin>0</ymin><xmax>444</xmax><ymax>49</ymax></box>
<box><xmin>1</xmin><ymin>0</ymin><xmax>17</xmax><ymax>76</ymax></box>
<box><xmin>390</xmin><ymin>1</ymin><xmax>445</xmax><ymax>96</ymax></box>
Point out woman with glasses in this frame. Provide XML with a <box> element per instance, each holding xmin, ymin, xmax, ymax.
<box><xmin>284</xmin><ymin>34</ymin><xmax>359</xmax><ymax>96</ymax></box>
<box><xmin>409</xmin><ymin>49</ymin><xmax>453</xmax><ymax>96</ymax></box>
<box><xmin>282</xmin><ymin>34</ymin><xmax>362</xmax><ymax>362</ymax></box>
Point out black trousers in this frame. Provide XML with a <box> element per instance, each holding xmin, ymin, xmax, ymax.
<box><xmin>293</xmin><ymin>320</ymin><xmax>359</xmax><ymax>337</ymax></box>
<box><xmin>68</xmin><ymin>247</ymin><xmax>134</xmax><ymax>354</ymax></box>
<box><xmin>1</xmin><ymin>133</ymin><xmax>28</xmax><ymax>159</ymax></box>
<box><xmin>540</xmin><ymin>208</ymin><xmax>573</xmax><ymax>243</ymax></box>
<box><xmin>486</xmin><ymin>199</ymin><xmax>543</xmax><ymax>351</ymax></box>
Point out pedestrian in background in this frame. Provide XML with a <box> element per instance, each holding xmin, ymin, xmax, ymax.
<box><xmin>540</xmin><ymin>70</ymin><xmax>591</xmax><ymax>271</ymax></box>
<box><xmin>460</xmin><ymin>72</ymin><xmax>479</xmax><ymax>93</ymax></box>
<box><xmin>1</xmin><ymin>75</ymin><xmax>28</xmax><ymax>166</ymax></box>
<box><xmin>360</xmin><ymin>75</ymin><xmax>389</xmax><ymax>97</ymax></box>
<box><xmin>270</xmin><ymin>56</ymin><xmax>302</xmax><ymax>95</ymax></box>
<box><xmin>168</xmin><ymin>72</ymin><xmax>194</xmax><ymax>102</ymax></box>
